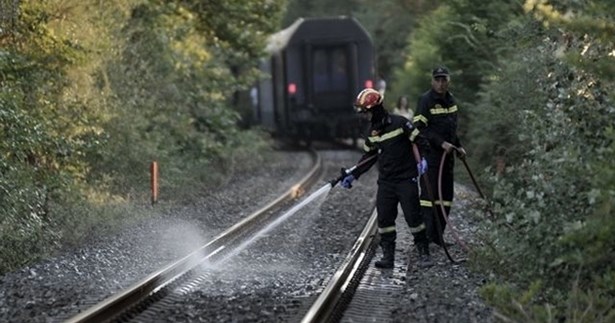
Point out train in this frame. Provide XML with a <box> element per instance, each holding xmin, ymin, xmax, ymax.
<box><xmin>253</xmin><ymin>16</ymin><xmax>376</xmax><ymax>145</ymax></box>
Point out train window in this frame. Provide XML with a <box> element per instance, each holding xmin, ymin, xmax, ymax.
<box><xmin>312</xmin><ymin>47</ymin><xmax>349</xmax><ymax>93</ymax></box>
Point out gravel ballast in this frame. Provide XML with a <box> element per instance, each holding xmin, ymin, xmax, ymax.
<box><xmin>0</xmin><ymin>148</ymin><xmax>493</xmax><ymax>322</ymax></box>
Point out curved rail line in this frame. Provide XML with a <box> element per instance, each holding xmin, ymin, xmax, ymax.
<box><xmin>66</xmin><ymin>149</ymin><xmax>322</xmax><ymax>323</ymax></box>
<box><xmin>301</xmin><ymin>208</ymin><xmax>378</xmax><ymax>323</ymax></box>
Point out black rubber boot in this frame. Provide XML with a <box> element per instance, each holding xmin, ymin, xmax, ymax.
<box><xmin>375</xmin><ymin>241</ymin><xmax>395</xmax><ymax>269</ymax></box>
<box><xmin>416</xmin><ymin>242</ymin><xmax>433</xmax><ymax>268</ymax></box>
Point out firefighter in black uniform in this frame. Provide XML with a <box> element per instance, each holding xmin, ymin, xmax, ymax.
<box><xmin>339</xmin><ymin>88</ymin><xmax>432</xmax><ymax>268</ymax></box>
<box><xmin>411</xmin><ymin>66</ymin><xmax>467</xmax><ymax>246</ymax></box>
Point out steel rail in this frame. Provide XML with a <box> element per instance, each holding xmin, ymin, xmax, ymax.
<box><xmin>301</xmin><ymin>207</ymin><xmax>378</xmax><ymax>323</ymax></box>
<box><xmin>66</xmin><ymin>149</ymin><xmax>322</xmax><ymax>323</ymax></box>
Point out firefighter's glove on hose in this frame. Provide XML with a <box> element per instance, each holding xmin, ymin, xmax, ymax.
<box><xmin>341</xmin><ymin>174</ymin><xmax>355</xmax><ymax>189</ymax></box>
<box><xmin>456</xmin><ymin>147</ymin><xmax>467</xmax><ymax>159</ymax></box>
<box><xmin>441</xmin><ymin>141</ymin><xmax>455</xmax><ymax>154</ymax></box>
<box><xmin>417</xmin><ymin>158</ymin><xmax>428</xmax><ymax>175</ymax></box>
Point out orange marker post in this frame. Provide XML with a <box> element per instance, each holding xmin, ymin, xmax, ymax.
<box><xmin>151</xmin><ymin>161</ymin><xmax>159</xmax><ymax>205</ymax></box>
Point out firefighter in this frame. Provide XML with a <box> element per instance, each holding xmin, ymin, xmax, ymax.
<box><xmin>411</xmin><ymin>66</ymin><xmax>467</xmax><ymax>246</ymax></box>
<box><xmin>339</xmin><ymin>88</ymin><xmax>432</xmax><ymax>269</ymax></box>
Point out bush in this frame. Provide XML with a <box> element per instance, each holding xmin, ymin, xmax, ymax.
<box><xmin>471</xmin><ymin>24</ymin><xmax>615</xmax><ymax>323</ymax></box>
<box><xmin>0</xmin><ymin>0</ymin><xmax>284</xmax><ymax>274</ymax></box>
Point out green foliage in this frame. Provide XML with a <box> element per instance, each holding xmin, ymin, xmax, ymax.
<box><xmin>393</xmin><ymin>0</ymin><xmax>521</xmax><ymax>141</ymax></box>
<box><xmin>475</xmin><ymin>53</ymin><xmax>614</xmax><ymax>321</ymax></box>
<box><xmin>528</xmin><ymin>0</ymin><xmax>615</xmax><ymax>84</ymax></box>
<box><xmin>481</xmin><ymin>280</ymin><xmax>615</xmax><ymax>322</ymax></box>
<box><xmin>95</xmin><ymin>0</ymin><xmax>283</xmax><ymax>196</ymax></box>
<box><xmin>352</xmin><ymin>0</ymin><xmax>439</xmax><ymax>83</ymax></box>
<box><xmin>0</xmin><ymin>0</ymin><xmax>284</xmax><ymax>274</ymax></box>
<box><xmin>466</xmin><ymin>17</ymin><xmax>547</xmax><ymax>178</ymax></box>
<box><xmin>0</xmin><ymin>0</ymin><xmax>99</xmax><ymax>272</ymax></box>
<box><xmin>392</xmin><ymin>5</ymin><xmax>455</xmax><ymax>103</ymax></box>
<box><xmin>460</xmin><ymin>3</ymin><xmax>615</xmax><ymax>321</ymax></box>
<box><xmin>391</xmin><ymin>0</ymin><xmax>615</xmax><ymax>320</ymax></box>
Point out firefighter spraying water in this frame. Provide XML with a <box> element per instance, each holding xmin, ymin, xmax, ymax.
<box><xmin>333</xmin><ymin>88</ymin><xmax>433</xmax><ymax>269</ymax></box>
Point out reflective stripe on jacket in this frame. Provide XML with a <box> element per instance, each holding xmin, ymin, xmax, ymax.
<box><xmin>354</xmin><ymin>114</ymin><xmax>418</xmax><ymax>181</ymax></box>
<box><xmin>412</xmin><ymin>89</ymin><xmax>461</xmax><ymax>151</ymax></box>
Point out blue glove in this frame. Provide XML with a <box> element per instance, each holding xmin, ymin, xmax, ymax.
<box><xmin>341</xmin><ymin>174</ymin><xmax>355</xmax><ymax>189</ymax></box>
<box><xmin>417</xmin><ymin>158</ymin><xmax>427</xmax><ymax>175</ymax></box>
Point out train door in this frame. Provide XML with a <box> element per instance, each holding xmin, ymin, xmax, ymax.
<box><xmin>257</xmin><ymin>58</ymin><xmax>275</xmax><ymax>130</ymax></box>
<box><xmin>310</xmin><ymin>45</ymin><xmax>357</xmax><ymax>112</ymax></box>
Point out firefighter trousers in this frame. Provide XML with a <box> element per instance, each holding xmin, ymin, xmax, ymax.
<box><xmin>376</xmin><ymin>178</ymin><xmax>428</xmax><ymax>246</ymax></box>
<box><xmin>420</xmin><ymin>151</ymin><xmax>454</xmax><ymax>244</ymax></box>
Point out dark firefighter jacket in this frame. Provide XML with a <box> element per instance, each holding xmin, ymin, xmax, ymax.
<box><xmin>411</xmin><ymin>89</ymin><xmax>461</xmax><ymax>151</ymax></box>
<box><xmin>350</xmin><ymin>113</ymin><xmax>418</xmax><ymax>181</ymax></box>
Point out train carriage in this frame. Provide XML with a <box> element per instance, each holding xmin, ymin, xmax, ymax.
<box><xmin>256</xmin><ymin>16</ymin><xmax>375</xmax><ymax>144</ymax></box>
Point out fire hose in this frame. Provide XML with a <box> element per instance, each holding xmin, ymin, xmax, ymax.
<box><xmin>432</xmin><ymin>146</ymin><xmax>496</xmax><ymax>261</ymax></box>
<box><xmin>331</xmin><ymin>147</ymin><xmax>493</xmax><ymax>263</ymax></box>
<box><xmin>412</xmin><ymin>144</ymin><xmax>458</xmax><ymax>263</ymax></box>
<box><xmin>437</xmin><ymin>149</ymin><xmax>469</xmax><ymax>254</ymax></box>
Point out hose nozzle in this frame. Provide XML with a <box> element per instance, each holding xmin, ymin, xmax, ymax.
<box><xmin>330</xmin><ymin>167</ymin><xmax>351</xmax><ymax>187</ymax></box>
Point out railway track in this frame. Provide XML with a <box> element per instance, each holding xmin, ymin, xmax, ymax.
<box><xmin>64</xmin><ymin>148</ymin><xmax>383</xmax><ymax>323</ymax></box>
<box><xmin>301</xmin><ymin>209</ymin><xmax>378</xmax><ymax>323</ymax></box>
<box><xmin>66</xmin><ymin>150</ymin><xmax>325</xmax><ymax>322</ymax></box>
<box><xmin>1</xmin><ymin>147</ymin><xmax>489</xmax><ymax>322</ymax></box>
<box><xmin>65</xmin><ymin>147</ymin><xmax>483</xmax><ymax>323</ymax></box>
